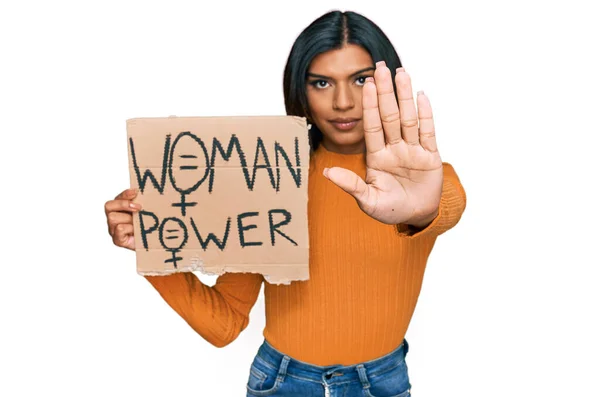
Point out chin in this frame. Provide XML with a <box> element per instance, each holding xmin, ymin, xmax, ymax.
<box><xmin>325</xmin><ymin>130</ymin><xmax>364</xmax><ymax>148</ymax></box>
<box><xmin>326</xmin><ymin>126</ymin><xmax>364</xmax><ymax>145</ymax></box>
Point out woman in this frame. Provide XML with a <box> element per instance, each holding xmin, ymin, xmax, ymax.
<box><xmin>105</xmin><ymin>10</ymin><xmax>466</xmax><ymax>397</ymax></box>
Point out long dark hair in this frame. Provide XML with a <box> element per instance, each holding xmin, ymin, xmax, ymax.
<box><xmin>283</xmin><ymin>10</ymin><xmax>403</xmax><ymax>151</ymax></box>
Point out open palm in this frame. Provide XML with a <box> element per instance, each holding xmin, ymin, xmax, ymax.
<box><xmin>324</xmin><ymin>62</ymin><xmax>443</xmax><ymax>226</ymax></box>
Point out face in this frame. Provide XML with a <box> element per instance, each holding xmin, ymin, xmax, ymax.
<box><xmin>306</xmin><ymin>44</ymin><xmax>375</xmax><ymax>154</ymax></box>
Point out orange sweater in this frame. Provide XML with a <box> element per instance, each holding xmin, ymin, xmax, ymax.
<box><xmin>145</xmin><ymin>144</ymin><xmax>466</xmax><ymax>366</ymax></box>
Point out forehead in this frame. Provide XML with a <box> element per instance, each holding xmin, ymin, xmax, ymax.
<box><xmin>308</xmin><ymin>44</ymin><xmax>373</xmax><ymax>77</ymax></box>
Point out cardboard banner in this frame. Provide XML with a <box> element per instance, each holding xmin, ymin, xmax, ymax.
<box><xmin>126</xmin><ymin>115</ymin><xmax>310</xmax><ymax>284</ymax></box>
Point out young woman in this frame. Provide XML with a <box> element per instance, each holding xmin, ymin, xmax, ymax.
<box><xmin>104</xmin><ymin>10</ymin><xmax>466</xmax><ymax>397</ymax></box>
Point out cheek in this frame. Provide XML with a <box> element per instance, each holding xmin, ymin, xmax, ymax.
<box><xmin>352</xmin><ymin>86</ymin><xmax>362</xmax><ymax>108</ymax></box>
<box><xmin>306</xmin><ymin>92</ymin><xmax>330</xmax><ymax>120</ymax></box>
<box><xmin>354</xmin><ymin>87</ymin><xmax>365</xmax><ymax>107</ymax></box>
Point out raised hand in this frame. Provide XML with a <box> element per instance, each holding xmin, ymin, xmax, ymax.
<box><xmin>323</xmin><ymin>61</ymin><xmax>443</xmax><ymax>227</ymax></box>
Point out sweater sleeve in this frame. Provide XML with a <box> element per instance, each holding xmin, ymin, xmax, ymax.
<box><xmin>396</xmin><ymin>162</ymin><xmax>467</xmax><ymax>239</ymax></box>
<box><xmin>144</xmin><ymin>271</ymin><xmax>264</xmax><ymax>348</ymax></box>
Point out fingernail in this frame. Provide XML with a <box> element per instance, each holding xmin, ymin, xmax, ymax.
<box><xmin>417</xmin><ymin>90</ymin><xmax>425</xmax><ymax>96</ymax></box>
<box><xmin>130</xmin><ymin>203</ymin><xmax>140</xmax><ymax>210</ymax></box>
<box><xmin>376</xmin><ymin>60</ymin><xmax>386</xmax><ymax>68</ymax></box>
<box><xmin>366</xmin><ymin>77</ymin><xmax>375</xmax><ymax>83</ymax></box>
<box><xmin>323</xmin><ymin>168</ymin><xmax>330</xmax><ymax>179</ymax></box>
<box><xmin>396</xmin><ymin>67</ymin><xmax>405</xmax><ymax>73</ymax></box>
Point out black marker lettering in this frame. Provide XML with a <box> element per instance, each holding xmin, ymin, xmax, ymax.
<box><xmin>138</xmin><ymin>210</ymin><xmax>159</xmax><ymax>250</ymax></box>
<box><xmin>159</xmin><ymin>217</ymin><xmax>189</xmax><ymax>269</ymax></box>
<box><xmin>251</xmin><ymin>137</ymin><xmax>276</xmax><ymax>191</ymax></box>
<box><xmin>209</xmin><ymin>134</ymin><xmax>252</xmax><ymax>193</ymax></box>
<box><xmin>189</xmin><ymin>217</ymin><xmax>231</xmax><ymax>251</ymax></box>
<box><xmin>169</xmin><ymin>131</ymin><xmax>210</xmax><ymax>216</ymax></box>
<box><xmin>237</xmin><ymin>212</ymin><xmax>262</xmax><ymax>247</ymax></box>
<box><xmin>268</xmin><ymin>209</ymin><xmax>297</xmax><ymax>246</ymax></box>
<box><xmin>129</xmin><ymin>135</ymin><xmax>171</xmax><ymax>193</ymax></box>
<box><xmin>274</xmin><ymin>138</ymin><xmax>302</xmax><ymax>191</ymax></box>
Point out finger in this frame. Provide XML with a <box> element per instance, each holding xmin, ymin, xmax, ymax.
<box><xmin>395</xmin><ymin>69</ymin><xmax>419</xmax><ymax>145</ymax></box>
<box><xmin>113</xmin><ymin>223</ymin><xmax>135</xmax><ymax>250</ymax></box>
<box><xmin>323</xmin><ymin>167</ymin><xmax>372</xmax><ymax>208</ymax></box>
<box><xmin>362</xmin><ymin>77</ymin><xmax>385</xmax><ymax>153</ymax></box>
<box><xmin>115</xmin><ymin>187</ymin><xmax>138</xmax><ymax>201</ymax></box>
<box><xmin>374</xmin><ymin>61</ymin><xmax>401</xmax><ymax>144</ymax></box>
<box><xmin>104</xmin><ymin>198</ymin><xmax>142</xmax><ymax>215</ymax></box>
<box><xmin>107</xmin><ymin>211</ymin><xmax>133</xmax><ymax>236</ymax></box>
<box><xmin>417</xmin><ymin>91</ymin><xmax>438</xmax><ymax>152</ymax></box>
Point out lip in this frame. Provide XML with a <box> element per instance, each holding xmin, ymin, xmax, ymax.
<box><xmin>329</xmin><ymin>118</ymin><xmax>361</xmax><ymax>131</ymax></box>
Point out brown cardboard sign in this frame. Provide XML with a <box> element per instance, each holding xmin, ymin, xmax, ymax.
<box><xmin>126</xmin><ymin>116</ymin><xmax>310</xmax><ymax>285</ymax></box>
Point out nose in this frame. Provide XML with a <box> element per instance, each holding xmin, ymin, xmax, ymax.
<box><xmin>332</xmin><ymin>83</ymin><xmax>354</xmax><ymax>111</ymax></box>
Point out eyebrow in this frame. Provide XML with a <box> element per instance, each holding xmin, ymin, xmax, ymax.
<box><xmin>306</xmin><ymin>66</ymin><xmax>375</xmax><ymax>80</ymax></box>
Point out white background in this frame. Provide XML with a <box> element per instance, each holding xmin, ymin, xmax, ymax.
<box><xmin>1</xmin><ymin>0</ymin><xmax>598</xmax><ymax>396</ymax></box>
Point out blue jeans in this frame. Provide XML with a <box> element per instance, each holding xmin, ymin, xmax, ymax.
<box><xmin>246</xmin><ymin>339</ymin><xmax>412</xmax><ymax>397</ymax></box>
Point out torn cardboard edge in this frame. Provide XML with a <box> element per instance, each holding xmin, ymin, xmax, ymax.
<box><xmin>137</xmin><ymin>266</ymin><xmax>310</xmax><ymax>285</ymax></box>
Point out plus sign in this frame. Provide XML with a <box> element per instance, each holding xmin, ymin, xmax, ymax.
<box><xmin>172</xmin><ymin>193</ymin><xmax>197</xmax><ymax>216</ymax></box>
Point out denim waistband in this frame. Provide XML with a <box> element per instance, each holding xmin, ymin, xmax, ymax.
<box><xmin>254</xmin><ymin>339</ymin><xmax>409</xmax><ymax>386</ymax></box>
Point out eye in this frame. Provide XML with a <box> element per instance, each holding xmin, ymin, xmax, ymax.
<box><xmin>309</xmin><ymin>80</ymin><xmax>330</xmax><ymax>89</ymax></box>
<box><xmin>356</xmin><ymin>75</ymin><xmax>370</xmax><ymax>86</ymax></box>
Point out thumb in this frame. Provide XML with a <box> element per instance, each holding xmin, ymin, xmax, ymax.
<box><xmin>323</xmin><ymin>167</ymin><xmax>369</xmax><ymax>205</ymax></box>
<box><xmin>126</xmin><ymin>236</ymin><xmax>136</xmax><ymax>251</ymax></box>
